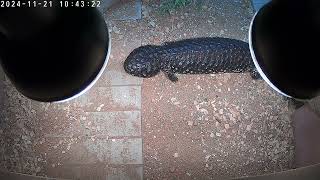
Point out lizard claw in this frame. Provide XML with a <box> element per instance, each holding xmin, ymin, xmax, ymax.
<box><xmin>167</xmin><ymin>73</ymin><xmax>178</xmax><ymax>82</ymax></box>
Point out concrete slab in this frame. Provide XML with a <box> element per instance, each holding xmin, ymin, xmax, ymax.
<box><xmin>142</xmin><ymin>73</ymin><xmax>294</xmax><ymax>179</ymax></box>
<box><xmin>27</xmin><ymin>102</ymin><xmax>85</xmax><ymax>138</ymax></box>
<box><xmin>0</xmin><ymin>81</ymin><xmax>48</xmax><ymax>176</ymax></box>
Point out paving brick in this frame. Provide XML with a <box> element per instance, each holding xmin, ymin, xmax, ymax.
<box><xmin>75</xmin><ymin>86</ymin><xmax>141</xmax><ymax>111</ymax></box>
<box><xmin>84</xmin><ymin>111</ymin><xmax>141</xmax><ymax>137</ymax></box>
<box><xmin>37</xmin><ymin>137</ymin><xmax>143</xmax><ymax>166</ymax></box>
<box><xmin>99</xmin><ymin>0</ymin><xmax>119</xmax><ymax>10</ymax></box>
<box><xmin>252</xmin><ymin>0</ymin><xmax>271</xmax><ymax>12</ymax></box>
<box><xmin>253</xmin><ymin>3</ymin><xmax>267</xmax><ymax>11</ymax></box>
<box><xmin>252</xmin><ymin>0</ymin><xmax>270</xmax><ymax>4</ymax></box>
<box><xmin>106</xmin><ymin>166</ymin><xmax>143</xmax><ymax>180</ymax></box>
<box><xmin>104</xmin><ymin>0</ymin><xmax>142</xmax><ymax>20</ymax></box>
<box><xmin>36</xmin><ymin>108</ymin><xmax>142</xmax><ymax>138</ymax></box>
<box><xmin>0</xmin><ymin>171</ymin><xmax>58</xmax><ymax>180</ymax></box>
<box><xmin>97</xmin><ymin>67</ymin><xmax>142</xmax><ymax>86</ymax></box>
<box><xmin>46</xmin><ymin>163</ymin><xmax>106</xmax><ymax>180</ymax></box>
<box><xmin>46</xmin><ymin>164</ymin><xmax>142</xmax><ymax>180</ymax></box>
<box><xmin>96</xmin><ymin>20</ymin><xmax>142</xmax><ymax>87</ymax></box>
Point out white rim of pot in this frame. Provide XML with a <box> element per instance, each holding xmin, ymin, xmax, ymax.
<box><xmin>248</xmin><ymin>10</ymin><xmax>307</xmax><ymax>101</ymax></box>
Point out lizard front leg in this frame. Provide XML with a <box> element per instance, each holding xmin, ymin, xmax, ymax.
<box><xmin>162</xmin><ymin>65</ymin><xmax>178</xmax><ymax>82</ymax></box>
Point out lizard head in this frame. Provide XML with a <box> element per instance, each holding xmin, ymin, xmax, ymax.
<box><xmin>124</xmin><ymin>45</ymin><xmax>161</xmax><ymax>78</ymax></box>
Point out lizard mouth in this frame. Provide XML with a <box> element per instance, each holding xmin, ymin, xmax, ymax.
<box><xmin>123</xmin><ymin>61</ymin><xmax>159</xmax><ymax>78</ymax></box>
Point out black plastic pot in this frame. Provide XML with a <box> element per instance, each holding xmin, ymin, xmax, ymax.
<box><xmin>0</xmin><ymin>2</ymin><xmax>110</xmax><ymax>102</ymax></box>
<box><xmin>249</xmin><ymin>0</ymin><xmax>320</xmax><ymax>100</ymax></box>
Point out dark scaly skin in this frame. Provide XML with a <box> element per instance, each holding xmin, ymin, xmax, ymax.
<box><xmin>123</xmin><ymin>37</ymin><xmax>260</xmax><ymax>82</ymax></box>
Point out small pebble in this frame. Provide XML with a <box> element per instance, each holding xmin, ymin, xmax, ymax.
<box><xmin>202</xmin><ymin>5</ymin><xmax>208</xmax><ymax>9</ymax></box>
<box><xmin>149</xmin><ymin>21</ymin><xmax>156</xmax><ymax>27</ymax></box>
<box><xmin>246</xmin><ymin>124</ymin><xmax>252</xmax><ymax>131</ymax></box>
<box><xmin>210</xmin><ymin>132</ymin><xmax>214</xmax><ymax>138</ymax></box>
<box><xmin>165</xmin><ymin>27</ymin><xmax>170</xmax><ymax>33</ymax></box>
<box><xmin>193</xmin><ymin>121</ymin><xmax>198</xmax><ymax>126</ymax></box>
<box><xmin>113</xmin><ymin>26</ymin><xmax>120</xmax><ymax>34</ymax></box>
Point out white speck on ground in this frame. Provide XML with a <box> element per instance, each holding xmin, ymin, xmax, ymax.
<box><xmin>96</xmin><ymin>104</ymin><xmax>104</xmax><ymax>111</ymax></box>
<box><xmin>210</xmin><ymin>133</ymin><xmax>215</xmax><ymax>138</ymax></box>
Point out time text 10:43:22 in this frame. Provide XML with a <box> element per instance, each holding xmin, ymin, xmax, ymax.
<box><xmin>0</xmin><ymin>1</ymin><xmax>101</xmax><ymax>8</ymax></box>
